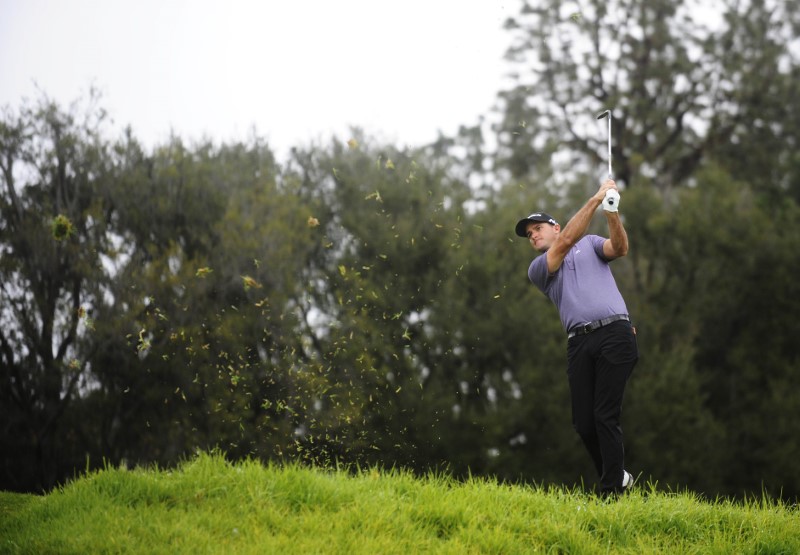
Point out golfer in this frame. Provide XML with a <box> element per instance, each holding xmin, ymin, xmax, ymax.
<box><xmin>515</xmin><ymin>178</ymin><xmax>638</xmax><ymax>496</ymax></box>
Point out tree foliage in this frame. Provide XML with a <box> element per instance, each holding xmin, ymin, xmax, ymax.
<box><xmin>2</xmin><ymin>0</ymin><xmax>800</xmax><ymax>500</ymax></box>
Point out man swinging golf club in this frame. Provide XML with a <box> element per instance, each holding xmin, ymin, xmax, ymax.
<box><xmin>515</xmin><ymin>111</ymin><xmax>637</xmax><ymax>497</ymax></box>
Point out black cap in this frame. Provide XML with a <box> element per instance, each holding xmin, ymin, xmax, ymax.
<box><xmin>515</xmin><ymin>212</ymin><xmax>559</xmax><ymax>237</ymax></box>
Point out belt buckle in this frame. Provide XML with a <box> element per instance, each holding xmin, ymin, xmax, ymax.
<box><xmin>581</xmin><ymin>323</ymin><xmax>593</xmax><ymax>334</ymax></box>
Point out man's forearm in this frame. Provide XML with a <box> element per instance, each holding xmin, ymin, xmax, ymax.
<box><xmin>559</xmin><ymin>196</ymin><xmax>603</xmax><ymax>246</ymax></box>
<box><xmin>606</xmin><ymin>212</ymin><xmax>629</xmax><ymax>256</ymax></box>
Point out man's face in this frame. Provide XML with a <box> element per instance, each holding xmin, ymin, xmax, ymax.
<box><xmin>525</xmin><ymin>221</ymin><xmax>559</xmax><ymax>252</ymax></box>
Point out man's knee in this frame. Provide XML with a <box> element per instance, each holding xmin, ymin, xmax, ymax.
<box><xmin>573</xmin><ymin>418</ymin><xmax>595</xmax><ymax>440</ymax></box>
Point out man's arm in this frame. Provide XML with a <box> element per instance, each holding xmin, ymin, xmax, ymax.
<box><xmin>602</xmin><ymin>211</ymin><xmax>629</xmax><ymax>259</ymax></box>
<box><xmin>546</xmin><ymin>179</ymin><xmax>617</xmax><ymax>273</ymax></box>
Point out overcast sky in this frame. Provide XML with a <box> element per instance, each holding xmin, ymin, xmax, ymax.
<box><xmin>1</xmin><ymin>0</ymin><xmax>517</xmax><ymax>158</ymax></box>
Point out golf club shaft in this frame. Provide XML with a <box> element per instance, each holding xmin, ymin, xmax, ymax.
<box><xmin>596</xmin><ymin>109</ymin><xmax>613</xmax><ymax>179</ymax></box>
<box><xmin>607</xmin><ymin>114</ymin><xmax>612</xmax><ymax>178</ymax></box>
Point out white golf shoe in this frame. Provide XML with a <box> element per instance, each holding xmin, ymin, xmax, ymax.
<box><xmin>622</xmin><ymin>470</ymin><xmax>634</xmax><ymax>490</ymax></box>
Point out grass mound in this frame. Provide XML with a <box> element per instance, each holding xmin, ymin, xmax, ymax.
<box><xmin>1</xmin><ymin>453</ymin><xmax>798</xmax><ymax>553</ymax></box>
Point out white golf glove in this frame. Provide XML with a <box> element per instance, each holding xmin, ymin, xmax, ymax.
<box><xmin>603</xmin><ymin>189</ymin><xmax>620</xmax><ymax>212</ymax></box>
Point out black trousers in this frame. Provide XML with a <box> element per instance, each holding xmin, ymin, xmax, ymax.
<box><xmin>566</xmin><ymin>320</ymin><xmax>638</xmax><ymax>493</ymax></box>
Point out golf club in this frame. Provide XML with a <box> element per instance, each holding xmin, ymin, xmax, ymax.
<box><xmin>596</xmin><ymin>109</ymin><xmax>612</xmax><ymax>179</ymax></box>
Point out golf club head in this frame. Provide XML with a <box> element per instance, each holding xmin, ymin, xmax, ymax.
<box><xmin>596</xmin><ymin>110</ymin><xmax>610</xmax><ymax>120</ymax></box>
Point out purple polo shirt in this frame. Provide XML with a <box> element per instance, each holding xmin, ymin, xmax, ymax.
<box><xmin>528</xmin><ymin>235</ymin><xmax>628</xmax><ymax>333</ymax></box>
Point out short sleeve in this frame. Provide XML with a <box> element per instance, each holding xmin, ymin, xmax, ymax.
<box><xmin>528</xmin><ymin>254</ymin><xmax>550</xmax><ymax>291</ymax></box>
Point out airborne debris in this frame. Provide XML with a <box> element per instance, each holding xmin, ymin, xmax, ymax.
<box><xmin>136</xmin><ymin>328</ymin><xmax>151</xmax><ymax>353</ymax></box>
<box><xmin>307</xmin><ymin>216</ymin><xmax>320</xmax><ymax>227</ymax></box>
<box><xmin>51</xmin><ymin>214</ymin><xmax>75</xmax><ymax>241</ymax></box>
<box><xmin>241</xmin><ymin>275</ymin><xmax>262</xmax><ymax>290</ymax></box>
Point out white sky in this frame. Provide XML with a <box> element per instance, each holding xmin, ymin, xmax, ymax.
<box><xmin>1</xmin><ymin>0</ymin><xmax>517</xmax><ymax>159</ymax></box>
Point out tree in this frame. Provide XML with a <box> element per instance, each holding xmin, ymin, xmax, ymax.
<box><xmin>81</xmin><ymin>134</ymin><xmax>340</xmax><ymax>469</ymax></box>
<box><xmin>485</xmin><ymin>0</ymin><xmax>800</xmax><ymax>498</ymax></box>
<box><xmin>496</xmin><ymin>0</ymin><xmax>800</xmax><ymax>193</ymax></box>
<box><xmin>0</xmin><ymin>93</ymin><xmax>116</xmax><ymax>491</ymax></box>
<box><xmin>281</xmin><ymin>135</ymin><xmax>476</xmax><ymax>469</ymax></box>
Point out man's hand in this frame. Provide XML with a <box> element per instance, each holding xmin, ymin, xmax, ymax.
<box><xmin>594</xmin><ymin>178</ymin><xmax>618</xmax><ymax>201</ymax></box>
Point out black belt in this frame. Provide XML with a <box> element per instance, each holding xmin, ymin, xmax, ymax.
<box><xmin>568</xmin><ymin>314</ymin><xmax>630</xmax><ymax>339</ymax></box>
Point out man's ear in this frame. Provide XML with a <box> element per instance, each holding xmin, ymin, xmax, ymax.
<box><xmin>554</xmin><ymin>223</ymin><xmax>561</xmax><ymax>233</ymax></box>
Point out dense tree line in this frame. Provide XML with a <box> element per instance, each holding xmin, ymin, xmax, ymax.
<box><xmin>2</xmin><ymin>0</ymin><xmax>799</xmax><ymax>499</ymax></box>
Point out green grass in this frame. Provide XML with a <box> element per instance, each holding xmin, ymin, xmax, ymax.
<box><xmin>1</xmin><ymin>453</ymin><xmax>797</xmax><ymax>554</ymax></box>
